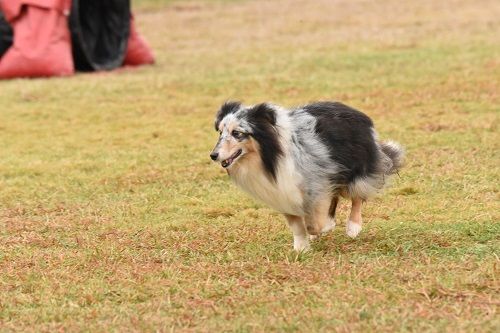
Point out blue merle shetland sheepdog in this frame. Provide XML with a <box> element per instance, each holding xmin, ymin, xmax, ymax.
<box><xmin>210</xmin><ymin>101</ymin><xmax>404</xmax><ymax>251</ymax></box>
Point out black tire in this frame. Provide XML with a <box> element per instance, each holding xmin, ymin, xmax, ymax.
<box><xmin>69</xmin><ymin>0</ymin><xmax>131</xmax><ymax>71</ymax></box>
<box><xmin>0</xmin><ymin>10</ymin><xmax>13</xmax><ymax>57</ymax></box>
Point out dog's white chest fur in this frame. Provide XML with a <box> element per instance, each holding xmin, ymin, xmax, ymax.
<box><xmin>230</xmin><ymin>155</ymin><xmax>304</xmax><ymax>216</ymax></box>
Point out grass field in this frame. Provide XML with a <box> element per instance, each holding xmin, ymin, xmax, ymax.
<box><xmin>1</xmin><ymin>0</ymin><xmax>499</xmax><ymax>331</ymax></box>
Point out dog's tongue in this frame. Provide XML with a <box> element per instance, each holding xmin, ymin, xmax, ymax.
<box><xmin>221</xmin><ymin>150</ymin><xmax>241</xmax><ymax>168</ymax></box>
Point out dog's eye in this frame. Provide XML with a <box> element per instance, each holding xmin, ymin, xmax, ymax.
<box><xmin>232</xmin><ymin>130</ymin><xmax>242</xmax><ymax>138</ymax></box>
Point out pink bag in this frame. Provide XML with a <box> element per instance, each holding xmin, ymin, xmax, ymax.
<box><xmin>0</xmin><ymin>0</ymin><xmax>154</xmax><ymax>79</ymax></box>
<box><xmin>0</xmin><ymin>0</ymin><xmax>74</xmax><ymax>78</ymax></box>
<box><xmin>123</xmin><ymin>15</ymin><xmax>154</xmax><ymax>67</ymax></box>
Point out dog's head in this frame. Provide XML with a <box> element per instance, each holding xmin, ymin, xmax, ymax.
<box><xmin>210</xmin><ymin>101</ymin><xmax>283</xmax><ymax>180</ymax></box>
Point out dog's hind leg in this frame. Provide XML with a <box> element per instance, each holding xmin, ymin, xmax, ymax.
<box><xmin>285</xmin><ymin>214</ymin><xmax>310</xmax><ymax>252</ymax></box>
<box><xmin>346</xmin><ymin>197</ymin><xmax>363</xmax><ymax>238</ymax></box>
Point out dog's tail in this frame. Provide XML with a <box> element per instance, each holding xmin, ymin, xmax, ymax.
<box><xmin>380</xmin><ymin>141</ymin><xmax>405</xmax><ymax>175</ymax></box>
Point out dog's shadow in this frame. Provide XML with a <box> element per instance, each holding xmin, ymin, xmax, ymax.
<box><xmin>277</xmin><ymin>221</ymin><xmax>482</xmax><ymax>261</ymax></box>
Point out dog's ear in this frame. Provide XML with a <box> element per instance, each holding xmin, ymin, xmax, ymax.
<box><xmin>215</xmin><ymin>101</ymin><xmax>241</xmax><ymax>130</ymax></box>
<box><xmin>247</xmin><ymin>103</ymin><xmax>277</xmax><ymax>126</ymax></box>
<box><xmin>247</xmin><ymin>103</ymin><xmax>282</xmax><ymax>181</ymax></box>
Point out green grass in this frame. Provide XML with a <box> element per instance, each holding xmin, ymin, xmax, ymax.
<box><xmin>1</xmin><ymin>0</ymin><xmax>499</xmax><ymax>331</ymax></box>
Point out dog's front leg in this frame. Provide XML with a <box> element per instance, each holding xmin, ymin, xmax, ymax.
<box><xmin>284</xmin><ymin>214</ymin><xmax>309</xmax><ymax>252</ymax></box>
<box><xmin>304</xmin><ymin>194</ymin><xmax>331</xmax><ymax>237</ymax></box>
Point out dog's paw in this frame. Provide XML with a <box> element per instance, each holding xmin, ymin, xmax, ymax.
<box><xmin>309</xmin><ymin>218</ymin><xmax>335</xmax><ymax>241</ymax></box>
<box><xmin>293</xmin><ymin>235</ymin><xmax>311</xmax><ymax>252</ymax></box>
<box><xmin>346</xmin><ymin>220</ymin><xmax>362</xmax><ymax>238</ymax></box>
<box><xmin>321</xmin><ymin>217</ymin><xmax>336</xmax><ymax>234</ymax></box>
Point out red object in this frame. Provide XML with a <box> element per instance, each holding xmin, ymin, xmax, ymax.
<box><xmin>0</xmin><ymin>1</ymin><xmax>154</xmax><ymax>79</ymax></box>
<box><xmin>0</xmin><ymin>0</ymin><xmax>73</xmax><ymax>79</ymax></box>
<box><xmin>123</xmin><ymin>15</ymin><xmax>155</xmax><ymax>67</ymax></box>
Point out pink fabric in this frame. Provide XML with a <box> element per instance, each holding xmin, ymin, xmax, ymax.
<box><xmin>0</xmin><ymin>0</ymin><xmax>73</xmax><ymax>78</ymax></box>
<box><xmin>123</xmin><ymin>15</ymin><xmax>155</xmax><ymax>67</ymax></box>
<box><xmin>1</xmin><ymin>0</ymin><xmax>69</xmax><ymax>21</ymax></box>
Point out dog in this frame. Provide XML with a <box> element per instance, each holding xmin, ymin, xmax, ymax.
<box><xmin>210</xmin><ymin>101</ymin><xmax>404</xmax><ymax>251</ymax></box>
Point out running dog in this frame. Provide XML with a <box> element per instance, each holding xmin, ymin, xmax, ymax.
<box><xmin>210</xmin><ymin>101</ymin><xmax>404</xmax><ymax>251</ymax></box>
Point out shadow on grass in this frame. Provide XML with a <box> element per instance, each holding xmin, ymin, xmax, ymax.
<box><xmin>142</xmin><ymin>215</ymin><xmax>499</xmax><ymax>266</ymax></box>
<box><xmin>306</xmin><ymin>220</ymin><xmax>498</xmax><ymax>259</ymax></box>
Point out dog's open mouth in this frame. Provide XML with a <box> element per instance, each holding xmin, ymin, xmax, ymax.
<box><xmin>221</xmin><ymin>149</ymin><xmax>242</xmax><ymax>168</ymax></box>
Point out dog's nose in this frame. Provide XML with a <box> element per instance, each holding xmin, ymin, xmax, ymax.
<box><xmin>210</xmin><ymin>152</ymin><xmax>218</xmax><ymax>161</ymax></box>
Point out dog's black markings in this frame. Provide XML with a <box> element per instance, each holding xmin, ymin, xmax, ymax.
<box><xmin>302</xmin><ymin>101</ymin><xmax>380</xmax><ymax>186</ymax></box>
<box><xmin>214</xmin><ymin>101</ymin><xmax>241</xmax><ymax>130</ymax></box>
<box><xmin>246</xmin><ymin>103</ymin><xmax>283</xmax><ymax>182</ymax></box>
